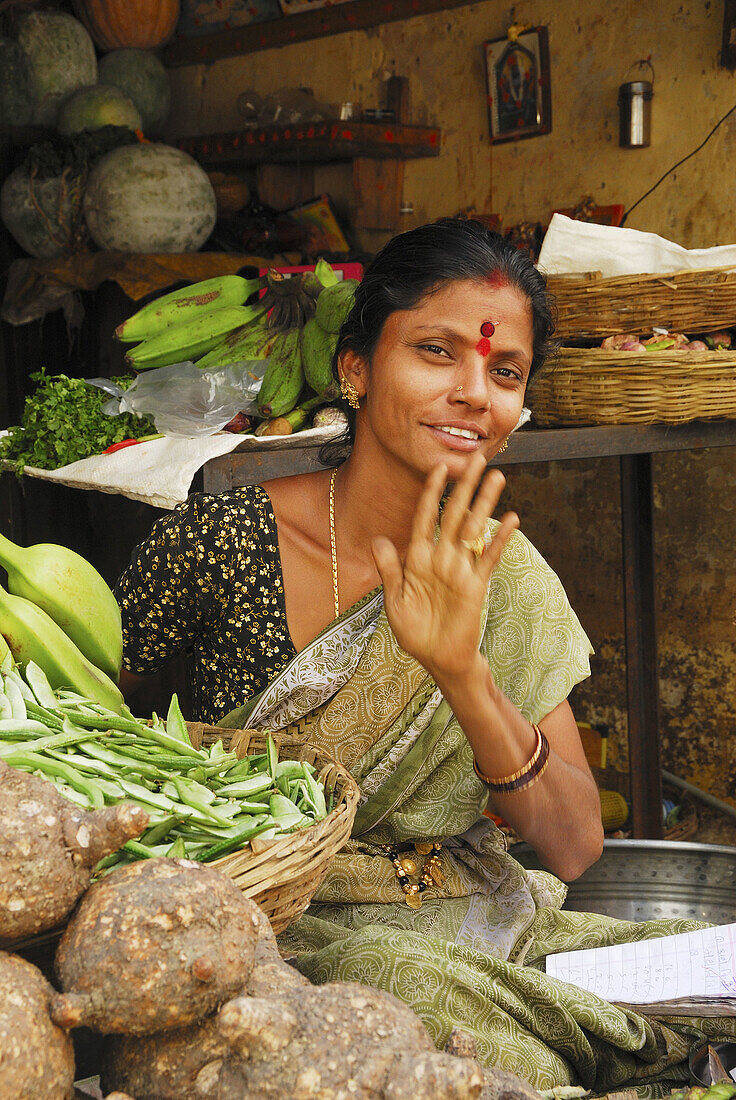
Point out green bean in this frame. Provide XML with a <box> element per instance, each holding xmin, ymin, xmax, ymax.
<box><xmin>0</xmin><ymin>719</ymin><xmax>56</xmax><ymax>738</ymax></box>
<box><xmin>4</xmin><ymin>750</ymin><xmax>106</xmax><ymax>810</ymax></box>
<box><xmin>165</xmin><ymin>693</ymin><xmax>191</xmax><ymax>745</ymax></box>
<box><xmin>196</xmin><ymin>819</ymin><xmax>275</xmax><ymax>863</ymax></box>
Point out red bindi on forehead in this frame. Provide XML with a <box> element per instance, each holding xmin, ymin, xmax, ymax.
<box><xmin>475</xmin><ymin>336</ymin><xmax>491</xmax><ymax>357</ymax></box>
<box><xmin>485</xmin><ymin>271</ymin><xmax>510</xmax><ymax>289</ymax></box>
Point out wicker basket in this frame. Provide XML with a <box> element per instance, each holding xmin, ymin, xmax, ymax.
<box><xmin>187</xmin><ymin>724</ymin><xmax>360</xmax><ymax>934</ymax></box>
<box><xmin>530</xmin><ymin>347</ymin><xmax>736</xmax><ymax>426</ymax></box>
<box><xmin>4</xmin><ymin>725</ymin><xmax>360</xmax><ymax>980</ymax></box>
<box><xmin>547</xmin><ymin>267</ymin><xmax>736</xmax><ymax>340</ymax></box>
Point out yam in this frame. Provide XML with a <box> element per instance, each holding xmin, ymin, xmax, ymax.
<box><xmin>52</xmin><ymin>857</ymin><xmax>259</xmax><ymax>1034</ymax></box>
<box><xmin>0</xmin><ymin>761</ymin><xmax>148</xmax><ymax>942</ymax></box>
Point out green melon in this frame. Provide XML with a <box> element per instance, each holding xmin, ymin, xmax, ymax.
<box><xmin>83</xmin><ymin>143</ymin><xmax>217</xmax><ymax>254</ymax></box>
<box><xmin>0</xmin><ymin>164</ymin><xmax>81</xmax><ymax>257</ymax></box>
<box><xmin>57</xmin><ymin>84</ymin><xmax>142</xmax><ymax>136</ymax></box>
<box><xmin>98</xmin><ymin>49</ymin><xmax>171</xmax><ymax>133</ymax></box>
<box><xmin>17</xmin><ymin>11</ymin><xmax>97</xmax><ymax>127</ymax></box>
<box><xmin>0</xmin><ymin>37</ymin><xmax>36</xmax><ymax>128</ymax></box>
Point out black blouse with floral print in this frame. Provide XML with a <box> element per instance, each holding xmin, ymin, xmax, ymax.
<box><xmin>114</xmin><ymin>486</ymin><xmax>297</xmax><ymax>724</ymax></box>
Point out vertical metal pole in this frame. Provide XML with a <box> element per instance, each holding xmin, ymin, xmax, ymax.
<box><xmin>619</xmin><ymin>453</ymin><xmax>663</xmax><ymax>838</ymax></box>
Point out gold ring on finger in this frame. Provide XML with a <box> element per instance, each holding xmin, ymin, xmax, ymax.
<box><xmin>461</xmin><ymin>534</ymin><xmax>486</xmax><ymax>559</ymax></box>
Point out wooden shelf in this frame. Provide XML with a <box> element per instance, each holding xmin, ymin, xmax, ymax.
<box><xmin>164</xmin><ymin>0</ymin><xmax>478</xmax><ymax>67</ymax></box>
<box><xmin>176</xmin><ymin>121</ymin><xmax>441</xmax><ymax>169</ymax></box>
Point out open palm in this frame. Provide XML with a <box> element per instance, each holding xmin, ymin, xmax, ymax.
<box><xmin>371</xmin><ymin>453</ymin><xmax>519</xmax><ymax>683</ymax></box>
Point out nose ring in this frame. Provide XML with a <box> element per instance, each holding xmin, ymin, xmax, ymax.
<box><xmin>456</xmin><ymin>385</ymin><xmax>463</xmax><ymax>392</ymax></box>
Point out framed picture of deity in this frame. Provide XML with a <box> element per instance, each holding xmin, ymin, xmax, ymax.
<box><xmin>483</xmin><ymin>27</ymin><xmax>552</xmax><ymax>144</ymax></box>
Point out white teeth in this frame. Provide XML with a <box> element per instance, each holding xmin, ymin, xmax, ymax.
<box><xmin>436</xmin><ymin>426</ymin><xmax>480</xmax><ymax>440</ymax></box>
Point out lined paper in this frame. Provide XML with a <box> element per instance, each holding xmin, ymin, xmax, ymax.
<box><xmin>545</xmin><ymin>924</ymin><xmax>736</xmax><ymax>1004</ymax></box>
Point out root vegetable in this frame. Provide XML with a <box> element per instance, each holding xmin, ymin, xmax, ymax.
<box><xmin>51</xmin><ymin>857</ymin><xmax>259</xmax><ymax>1034</ymax></box>
<box><xmin>0</xmin><ymin>951</ymin><xmax>75</xmax><ymax>1100</ymax></box>
<box><xmin>600</xmin><ymin>333</ymin><xmax>640</xmax><ymax>350</ymax></box>
<box><xmin>102</xmin><ymin>900</ymin><xmax>482</xmax><ymax>1100</ymax></box>
<box><xmin>215</xmin><ymin>984</ymin><xmax>484</xmax><ymax>1100</ymax></box>
<box><xmin>0</xmin><ymin>761</ymin><xmax>148</xmax><ymax>942</ymax></box>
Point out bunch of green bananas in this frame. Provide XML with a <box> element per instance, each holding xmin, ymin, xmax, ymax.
<box><xmin>0</xmin><ymin>533</ymin><xmax>124</xmax><ymax>712</ymax></box>
<box><xmin>257</xmin><ymin>274</ymin><xmax>359</xmax><ymax>421</ymax></box>
<box><xmin>117</xmin><ymin>273</ymin><xmax>269</xmax><ymax>372</ymax></box>
<box><xmin>114</xmin><ymin>263</ymin><xmax>360</xmax><ymax>435</ymax></box>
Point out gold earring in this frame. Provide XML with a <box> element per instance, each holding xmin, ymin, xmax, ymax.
<box><xmin>497</xmin><ymin>436</ymin><xmax>510</xmax><ymax>453</ymax></box>
<box><xmin>340</xmin><ymin>375</ymin><xmax>361</xmax><ymax>410</ymax></box>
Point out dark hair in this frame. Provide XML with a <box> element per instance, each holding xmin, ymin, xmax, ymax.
<box><xmin>323</xmin><ymin>217</ymin><xmax>556</xmax><ymax>460</ymax></box>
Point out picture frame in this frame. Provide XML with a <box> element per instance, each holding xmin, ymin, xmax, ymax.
<box><xmin>483</xmin><ymin>27</ymin><xmax>552</xmax><ymax>144</ymax></box>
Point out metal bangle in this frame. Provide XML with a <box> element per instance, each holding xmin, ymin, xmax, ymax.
<box><xmin>473</xmin><ymin>726</ymin><xmax>550</xmax><ymax>793</ymax></box>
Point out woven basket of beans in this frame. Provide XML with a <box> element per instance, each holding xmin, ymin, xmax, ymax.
<box><xmin>187</xmin><ymin>724</ymin><xmax>360</xmax><ymax>934</ymax></box>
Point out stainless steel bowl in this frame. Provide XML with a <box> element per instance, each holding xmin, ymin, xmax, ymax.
<box><xmin>513</xmin><ymin>840</ymin><xmax>736</xmax><ymax>923</ymax></box>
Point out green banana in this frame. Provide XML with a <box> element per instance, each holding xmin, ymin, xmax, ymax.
<box><xmin>196</xmin><ymin>317</ymin><xmax>276</xmax><ymax>369</ymax></box>
<box><xmin>315</xmin><ymin>279</ymin><xmax>358</xmax><ymax>334</ymax></box>
<box><xmin>115</xmin><ymin>275</ymin><xmax>262</xmax><ymax>344</ymax></box>
<box><xmin>300</xmin><ymin>318</ymin><xmax>339</xmax><ymax>398</ymax></box>
<box><xmin>0</xmin><ymin>532</ymin><xmax>122</xmax><ymax>682</ymax></box>
<box><xmin>314</xmin><ymin>258</ymin><xmax>340</xmax><ymax>288</ymax></box>
<box><xmin>257</xmin><ymin>329</ymin><xmax>304</xmax><ymax>418</ymax></box>
<box><xmin>125</xmin><ymin>305</ymin><xmax>262</xmax><ymax>371</ymax></box>
<box><xmin>0</xmin><ymin>584</ymin><xmax>124</xmax><ymax>713</ymax></box>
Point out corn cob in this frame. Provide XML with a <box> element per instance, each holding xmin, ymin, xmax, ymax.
<box><xmin>125</xmin><ymin>305</ymin><xmax>262</xmax><ymax>371</ymax></box>
<box><xmin>115</xmin><ymin>275</ymin><xmax>262</xmax><ymax>343</ymax></box>
<box><xmin>0</xmin><ymin>533</ymin><xmax>122</xmax><ymax>682</ymax></box>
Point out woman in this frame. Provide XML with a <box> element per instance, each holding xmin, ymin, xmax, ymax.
<box><xmin>117</xmin><ymin>220</ymin><xmax>731</xmax><ymax>1093</ymax></box>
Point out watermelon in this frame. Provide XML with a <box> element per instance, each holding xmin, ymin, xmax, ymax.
<box><xmin>17</xmin><ymin>12</ymin><xmax>97</xmax><ymax>127</ymax></box>
<box><xmin>98</xmin><ymin>49</ymin><xmax>171</xmax><ymax>133</ymax></box>
<box><xmin>57</xmin><ymin>85</ymin><xmax>142</xmax><ymax>136</ymax></box>
<box><xmin>0</xmin><ymin>165</ymin><xmax>80</xmax><ymax>258</ymax></box>
<box><xmin>0</xmin><ymin>37</ymin><xmax>36</xmax><ymax>128</ymax></box>
<box><xmin>83</xmin><ymin>143</ymin><xmax>217</xmax><ymax>253</ymax></box>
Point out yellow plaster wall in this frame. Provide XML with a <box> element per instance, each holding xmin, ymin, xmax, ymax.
<box><xmin>165</xmin><ymin>1</ymin><xmax>736</xmax><ymax>841</ymax></box>
<box><xmin>166</xmin><ymin>0</ymin><xmax>736</xmax><ymax>245</ymax></box>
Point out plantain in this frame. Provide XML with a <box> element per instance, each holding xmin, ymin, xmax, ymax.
<box><xmin>0</xmin><ymin>532</ymin><xmax>122</xmax><ymax>682</ymax></box>
<box><xmin>125</xmin><ymin>305</ymin><xmax>262</xmax><ymax>371</ymax></box>
<box><xmin>0</xmin><ymin>585</ymin><xmax>124</xmax><ymax>713</ymax></box>
<box><xmin>255</xmin><ymin>396</ymin><xmax>324</xmax><ymax>436</ymax></box>
<box><xmin>195</xmin><ymin>317</ymin><xmax>276</xmax><ymax>369</ymax></box>
<box><xmin>115</xmin><ymin>275</ymin><xmax>262</xmax><ymax>344</ymax></box>
<box><xmin>257</xmin><ymin>329</ymin><xmax>304</xmax><ymax>418</ymax></box>
<box><xmin>300</xmin><ymin>318</ymin><xmax>339</xmax><ymax>399</ymax></box>
<box><xmin>315</xmin><ymin>279</ymin><xmax>358</xmax><ymax>334</ymax></box>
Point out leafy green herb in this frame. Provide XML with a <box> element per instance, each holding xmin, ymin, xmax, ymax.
<box><xmin>0</xmin><ymin>372</ymin><xmax>156</xmax><ymax>474</ymax></box>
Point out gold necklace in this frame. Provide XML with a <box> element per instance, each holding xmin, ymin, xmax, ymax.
<box><xmin>329</xmin><ymin>469</ymin><xmax>339</xmax><ymax>620</ymax></box>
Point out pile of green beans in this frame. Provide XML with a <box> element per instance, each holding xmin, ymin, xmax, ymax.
<box><xmin>0</xmin><ymin>657</ymin><xmax>330</xmax><ymax>871</ymax></box>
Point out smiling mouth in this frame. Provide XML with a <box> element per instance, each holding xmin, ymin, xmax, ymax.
<box><xmin>432</xmin><ymin>426</ymin><xmax>482</xmax><ymax>441</ymax></box>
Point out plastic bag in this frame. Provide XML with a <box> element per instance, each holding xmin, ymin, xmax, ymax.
<box><xmin>89</xmin><ymin>359</ymin><xmax>268</xmax><ymax>438</ymax></box>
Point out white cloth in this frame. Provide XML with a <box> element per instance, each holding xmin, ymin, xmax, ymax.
<box><xmin>21</xmin><ymin>425</ymin><xmax>341</xmax><ymax>511</ymax></box>
<box><xmin>538</xmin><ymin>213</ymin><xmax>736</xmax><ymax>278</ymax></box>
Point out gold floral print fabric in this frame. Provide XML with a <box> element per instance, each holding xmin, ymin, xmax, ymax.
<box><xmin>115</xmin><ymin>487</ymin><xmax>296</xmax><ymax>723</ymax></box>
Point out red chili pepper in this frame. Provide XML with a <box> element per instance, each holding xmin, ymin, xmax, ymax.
<box><xmin>102</xmin><ymin>439</ymin><xmax>140</xmax><ymax>454</ymax></box>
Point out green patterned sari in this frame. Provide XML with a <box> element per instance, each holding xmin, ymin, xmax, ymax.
<box><xmin>220</xmin><ymin>526</ymin><xmax>734</xmax><ymax>1094</ymax></box>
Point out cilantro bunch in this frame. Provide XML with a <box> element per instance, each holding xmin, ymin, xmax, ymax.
<box><xmin>0</xmin><ymin>373</ymin><xmax>156</xmax><ymax>475</ymax></box>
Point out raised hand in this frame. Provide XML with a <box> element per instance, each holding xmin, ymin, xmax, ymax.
<box><xmin>370</xmin><ymin>451</ymin><xmax>519</xmax><ymax>683</ymax></box>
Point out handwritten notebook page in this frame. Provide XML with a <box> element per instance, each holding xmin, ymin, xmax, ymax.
<box><xmin>545</xmin><ymin>924</ymin><xmax>736</xmax><ymax>1004</ymax></box>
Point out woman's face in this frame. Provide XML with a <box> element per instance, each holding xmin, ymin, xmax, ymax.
<box><xmin>345</xmin><ymin>277</ymin><xmax>534</xmax><ymax>482</ymax></box>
